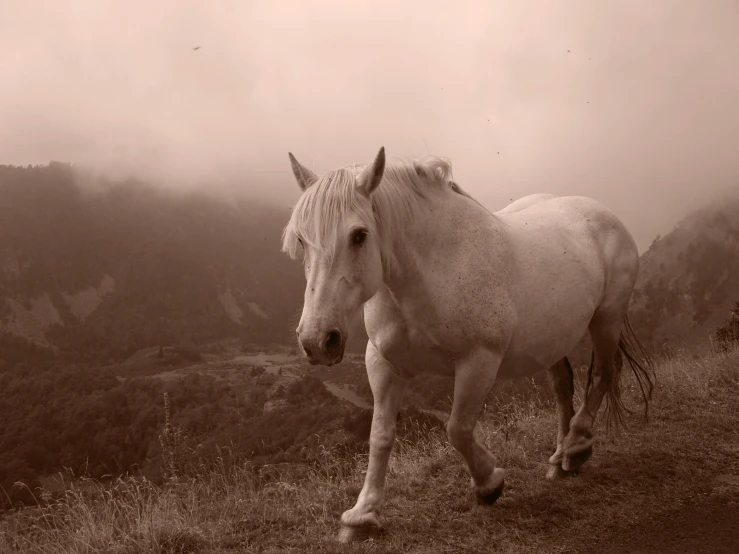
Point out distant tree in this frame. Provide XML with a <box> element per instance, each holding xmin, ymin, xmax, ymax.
<box><xmin>286</xmin><ymin>375</ymin><xmax>334</xmax><ymax>405</ymax></box>
<box><xmin>689</xmin><ymin>241</ymin><xmax>730</xmax><ymax>324</ymax></box>
<box><xmin>712</xmin><ymin>301</ymin><xmax>739</xmax><ymax>353</ymax></box>
<box><xmin>250</xmin><ymin>366</ymin><xmax>266</xmax><ymax>377</ymax></box>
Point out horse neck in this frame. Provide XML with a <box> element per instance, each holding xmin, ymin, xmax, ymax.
<box><xmin>380</xmin><ymin>192</ymin><xmax>494</xmax><ymax>294</ymax></box>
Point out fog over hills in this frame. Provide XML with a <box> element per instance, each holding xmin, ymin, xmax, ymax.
<box><xmin>0</xmin><ymin>163</ymin><xmax>301</xmax><ymax>360</ymax></box>
<box><xmin>630</xmin><ymin>190</ymin><xmax>739</xmax><ymax>353</ymax></box>
<box><xmin>0</xmin><ymin>162</ymin><xmax>373</xmax><ymax>362</ymax></box>
<box><xmin>1</xmin><ymin>162</ymin><xmax>737</xmax><ymax>361</ymax></box>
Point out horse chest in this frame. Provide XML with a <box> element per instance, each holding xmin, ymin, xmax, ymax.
<box><xmin>364</xmin><ymin>299</ymin><xmax>456</xmax><ymax>377</ymax></box>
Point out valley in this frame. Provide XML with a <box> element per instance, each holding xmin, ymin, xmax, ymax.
<box><xmin>111</xmin><ymin>343</ymin><xmax>372</xmax><ymax>410</ymax></box>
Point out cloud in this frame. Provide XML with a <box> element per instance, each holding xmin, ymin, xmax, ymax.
<box><xmin>1</xmin><ymin>0</ymin><xmax>738</xmax><ymax>250</ymax></box>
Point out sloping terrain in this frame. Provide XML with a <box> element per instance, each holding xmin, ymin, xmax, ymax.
<box><xmin>2</xmin><ymin>348</ymin><xmax>737</xmax><ymax>554</ymax></box>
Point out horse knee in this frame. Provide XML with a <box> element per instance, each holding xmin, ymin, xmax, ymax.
<box><xmin>446</xmin><ymin>420</ymin><xmax>473</xmax><ymax>451</ymax></box>
<box><xmin>369</xmin><ymin>429</ymin><xmax>395</xmax><ymax>453</ymax></box>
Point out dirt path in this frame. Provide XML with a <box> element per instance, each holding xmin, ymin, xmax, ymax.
<box><xmin>565</xmin><ymin>429</ymin><xmax>739</xmax><ymax>554</ymax></box>
<box><xmin>577</xmin><ymin>492</ymin><xmax>739</xmax><ymax>554</ymax></box>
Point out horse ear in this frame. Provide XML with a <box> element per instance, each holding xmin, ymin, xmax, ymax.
<box><xmin>356</xmin><ymin>147</ymin><xmax>386</xmax><ymax>197</ymax></box>
<box><xmin>288</xmin><ymin>152</ymin><xmax>318</xmax><ymax>192</ymax></box>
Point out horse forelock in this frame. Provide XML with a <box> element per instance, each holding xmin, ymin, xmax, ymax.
<box><xmin>281</xmin><ymin>155</ymin><xmax>454</xmax><ymax>270</ymax></box>
<box><xmin>281</xmin><ymin>168</ymin><xmax>375</xmax><ymax>264</ymax></box>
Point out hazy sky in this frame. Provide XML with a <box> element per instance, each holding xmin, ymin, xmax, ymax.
<box><xmin>2</xmin><ymin>0</ymin><xmax>738</xmax><ymax>251</ymax></box>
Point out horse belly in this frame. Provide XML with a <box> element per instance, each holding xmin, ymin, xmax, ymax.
<box><xmin>499</xmin><ymin>318</ymin><xmax>589</xmax><ymax>379</ymax></box>
<box><xmin>501</xmin><ymin>210</ymin><xmax>605</xmax><ymax>374</ymax></box>
<box><xmin>504</xmin><ymin>250</ymin><xmax>602</xmax><ymax>376</ymax></box>
<box><xmin>497</xmin><ymin>351</ymin><xmax>551</xmax><ymax>379</ymax></box>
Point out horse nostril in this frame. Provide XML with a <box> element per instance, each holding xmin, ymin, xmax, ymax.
<box><xmin>324</xmin><ymin>329</ymin><xmax>342</xmax><ymax>353</ymax></box>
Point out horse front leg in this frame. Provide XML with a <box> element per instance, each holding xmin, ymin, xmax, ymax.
<box><xmin>545</xmin><ymin>357</ymin><xmax>576</xmax><ymax>479</ymax></box>
<box><xmin>447</xmin><ymin>349</ymin><xmax>505</xmax><ymax>504</ymax></box>
<box><xmin>338</xmin><ymin>341</ymin><xmax>406</xmax><ymax>543</ymax></box>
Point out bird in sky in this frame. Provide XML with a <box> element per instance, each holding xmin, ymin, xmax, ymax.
<box><xmin>193</xmin><ymin>46</ymin><xmax>201</xmax><ymax>51</ymax></box>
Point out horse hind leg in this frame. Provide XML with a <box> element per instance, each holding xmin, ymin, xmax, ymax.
<box><xmin>545</xmin><ymin>356</ymin><xmax>575</xmax><ymax>479</ymax></box>
<box><xmin>561</xmin><ymin>312</ymin><xmax>624</xmax><ymax>472</ymax></box>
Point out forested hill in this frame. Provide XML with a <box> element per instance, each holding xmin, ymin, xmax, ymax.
<box><xmin>0</xmin><ymin>162</ymin><xmax>327</xmax><ymax>363</ymax></box>
<box><xmin>629</xmin><ymin>191</ymin><xmax>739</xmax><ymax>353</ymax></box>
<box><xmin>2</xmin><ymin>162</ymin><xmax>737</xmax><ymax>361</ymax></box>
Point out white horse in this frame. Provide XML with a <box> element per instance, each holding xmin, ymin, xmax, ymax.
<box><xmin>281</xmin><ymin>147</ymin><xmax>654</xmax><ymax>543</ymax></box>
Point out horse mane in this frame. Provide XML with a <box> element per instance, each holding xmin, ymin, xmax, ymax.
<box><xmin>281</xmin><ymin>155</ymin><xmax>454</xmax><ymax>272</ymax></box>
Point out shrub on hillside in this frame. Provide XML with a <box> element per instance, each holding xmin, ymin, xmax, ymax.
<box><xmin>255</xmin><ymin>373</ymin><xmax>278</xmax><ymax>387</ymax></box>
<box><xmin>286</xmin><ymin>375</ymin><xmax>334</xmax><ymax>405</ymax></box>
<box><xmin>250</xmin><ymin>366</ymin><xmax>266</xmax><ymax>377</ymax></box>
<box><xmin>712</xmin><ymin>301</ymin><xmax>739</xmax><ymax>353</ymax></box>
<box><xmin>173</xmin><ymin>344</ymin><xmax>202</xmax><ymax>362</ymax></box>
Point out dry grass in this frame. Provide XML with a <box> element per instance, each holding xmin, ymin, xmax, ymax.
<box><xmin>1</xmin><ymin>349</ymin><xmax>738</xmax><ymax>554</ymax></box>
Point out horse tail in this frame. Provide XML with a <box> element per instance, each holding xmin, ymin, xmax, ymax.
<box><xmin>587</xmin><ymin>314</ymin><xmax>656</xmax><ymax>433</ymax></box>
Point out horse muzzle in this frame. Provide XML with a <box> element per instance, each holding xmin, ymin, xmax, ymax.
<box><xmin>297</xmin><ymin>327</ymin><xmax>346</xmax><ymax>366</ymax></box>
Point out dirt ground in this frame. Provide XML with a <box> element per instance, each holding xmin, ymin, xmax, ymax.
<box><xmin>576</xmin><ymin>491</ymin><xmax>739</xmax><ymax>554</ymax></box>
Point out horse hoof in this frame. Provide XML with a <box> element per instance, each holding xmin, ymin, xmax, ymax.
<box><xmin>562</xmin><ymin>445</ymin><xmax>593</xmax><ymax>472</ymax></box>
<box><xmin>546</xmin><ymin>463</ymin><xmax>570</xmax><ymax>480</ymax></box>
<box><xmin>474</xmin><ymin>468</ymin><xmax>506</xmax><ymax>505</ymax></box>
<box><xmin>477</xmin><ymin>480</ymin><xmax>505</xmax><ymax>505</ymax></box>
<box><xmin>337</xmin><ymin>523</ymin><xmax>384</xmax><ymax>543</ymax></box>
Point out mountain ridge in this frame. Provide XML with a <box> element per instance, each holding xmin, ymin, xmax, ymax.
<box><xmin>2</xmin><ymin>162</ymin><xmax>736</xmax><ymax>359</ymax></box>
<box><xmin>0</xmin><ymin>163</ymin><xmax>312</xmax><ymax>361</ymax></box>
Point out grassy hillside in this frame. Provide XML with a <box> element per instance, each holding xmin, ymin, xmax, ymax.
<box><xmin>1</xmin><ymin>347</ymin><xmax>737</xmax><ymax>553</ymax></box>
<box><xmin>0</xmin><ymin>338</ymin><xmax>552</xmax><ymax>509</ymax></box>
<box><xmin>629</xmin><ymin>191</ymin><xmax>739</xmax><ymax>354</ymax></box>
<box><xmin>0</xmin><ymin>343</ymin><xmax>371</xmax><ymax>510</ymax></box>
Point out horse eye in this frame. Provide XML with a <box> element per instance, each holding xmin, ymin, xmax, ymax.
<box><xmin>450</xmin><ymin>182</ymin><xmax>459</xmax><ymax>192</ymax></box>
<box><xmin>351</xmin><ymin>229</ymin><xmax>368</xmax><ymax>246</ymax></box>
